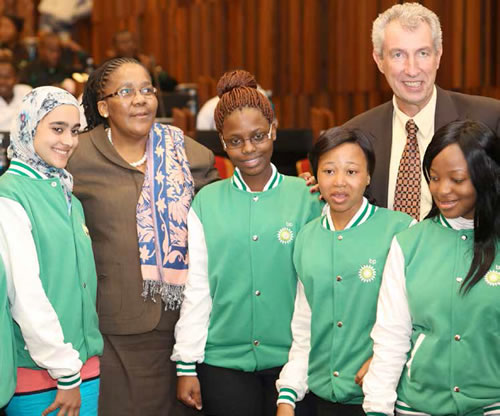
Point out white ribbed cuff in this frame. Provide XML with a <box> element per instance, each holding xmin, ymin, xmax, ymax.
<box><xmin>276</xmin><ymin>387</ymin><xmax>297</xmax><ymax>409</ymax></box>
<box><xmin>484</xmin><ymin>402</ymin><xmax>500</xmax><ymax>415</ymax></box>
<box><xmin>176</xmin><ymin>361</ymin><xmax>197</xmax><ymax>376</ymax></box>
<box><xmin>57</xmin><ymin>372</ymin><xmax>82</xmax><ymax>390</ymax></box>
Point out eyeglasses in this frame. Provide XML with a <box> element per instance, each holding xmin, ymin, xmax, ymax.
<box><xmin>222</xmin><ymin>124</ymin><xmax>273</xmax><ymax>150</ymax></box>
<box><xmin>100</xmin><ymin>86</ymin><xmax>157</xmax><ymax>100</ymax></box>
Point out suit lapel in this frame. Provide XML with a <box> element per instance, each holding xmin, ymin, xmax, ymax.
<box><xmin>370</xmin><ymin>101</ymin><xmax>393</xmax><ymax>207</ymax></box>
<box><xmin>434</xmin><ymin>86</ymin><xmax>460</xmax><ymax>131</ymax></box>
<box><xmin>90</xmin><ymin>124</ymin><xmax>141</xmax><ymax>172</ymax></box>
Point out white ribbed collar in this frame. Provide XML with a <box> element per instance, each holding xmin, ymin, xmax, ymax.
<box><xmin>439</xmin><ymin>214</ymin><xmax>474</xmax><ymax>230</ymax></box>
<box><xmin>321</xmin><ymin>198</ymin><xmax>378</xmax><ymax>231</ymax></box>
<box><xmin>231</xmin><ymin>163</ymin><xmax>283</xmax><ymax>193</ymax></box>
<box><xmin>6</xmin><ymin>158</ymin><xmax>48</xmax><ymax>179</ymax></box>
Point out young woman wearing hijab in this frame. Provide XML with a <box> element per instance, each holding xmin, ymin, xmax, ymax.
<box><xmin>362</xmin><ymin>120</ymin><xmax>500</xmax><ymax>416</ymax></box>
<box><xmin>67</xmin><ymin>57</ymin><xmax>218</xmax><ymax>416</ymax></box>
<box><xmin>172</xmin><ymin>69</ymin><xmax>322</xmax><ymax>416</ymax></box>
<box><xmin>275</xmin><ymin>127</ymin><xmax>413</xmax><ymax>416</ymax></box>
<box><xmin>0</xmin><ymin>86</ymin><xmax>103</xmax><ymax>416</ymax></box>
<box><xmin>0</xmin><ymin>256</ymin><xmax>15</xmax><ymax>411</ymax></box>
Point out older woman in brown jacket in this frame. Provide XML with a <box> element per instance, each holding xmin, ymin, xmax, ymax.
<box><xmin>67</xmin><ymin>57</ymin><xmax>218</xmax><ymax>416</ymax></box>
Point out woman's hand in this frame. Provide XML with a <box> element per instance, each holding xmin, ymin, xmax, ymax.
<box><xmin>177</xmin><ymin>376</ymin><xmax>203</xmax><ymax>410</ymax></box>
<box><xmin>355</xmin><ymin>356</ymin><xmax>373</xmax><ymax>386</ymax></box>
<box><xmin>42</xmin><ymin>386</ymin><xmax>81</xmax><ymax>416</ymax></box>
<box><xmin>299</xmin><ymin>172</ymin><xmax>322</xmax><ymax>198</ymax></box>
<box><xmin>276</xmin><ymin>403</ymin><xmax>295</xmax><ymax>416</ymax></box>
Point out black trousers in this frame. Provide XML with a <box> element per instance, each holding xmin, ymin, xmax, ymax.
<box><xmin>314</xmin><ymin>393</ymin><xmax>365</xmax><ymax>416</ymax></box>
<box><xmin>197</xmin><ymin>363</ymin><xmax>316</xmax><ymax>416</ymax></box>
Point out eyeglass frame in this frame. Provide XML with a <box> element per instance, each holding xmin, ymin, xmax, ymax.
<box><xmin>220</xmin><ymin>123</ymin><xmax>274</xmax><ymax>150</ymax></box>
<box><xmin>99</xmin><ymin>85</ymin><xmax>158</xmax><ymax>101</ymax></box>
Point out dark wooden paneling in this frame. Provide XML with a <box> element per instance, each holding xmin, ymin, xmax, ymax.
<box><xmin>288</xmin><ymin>0</ymin><xmax>303</xmax><ymax>94</ymax></box>
<box><xmin>464</xmin><ymin>0</ymin><xmax>481</xmax><ymax>88</ymax></box>
<box><xmin>257</xmin><ymin>0</ymin><xmax>274</xmax><ymax>88</ymax></box>
<box><xmin>303</xmin><ymin>0</ymin><xmax>319</xmax><ymax>94</ymax></box>
<box><xmin>244</xmin><ymin>0</ymin><xmax>257</xmax><ymax>75</ymax></box>
<box><xmin>226</xmin><ymin>0</ymin><xmax>244</xmax><ymax>70</ymax></box>
<box><xmin>88</xmin><ymin>0</ymin><xmax>500</xmax><ymax>128</ymax></box>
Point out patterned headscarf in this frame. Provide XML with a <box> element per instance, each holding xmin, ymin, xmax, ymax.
<box><xmin>9</xmin><ymin>86</ymin><xmax>80</xmax><ymax>206</ymax></box>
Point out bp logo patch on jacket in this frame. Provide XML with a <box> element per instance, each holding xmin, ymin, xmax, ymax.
<box><xmin>484</xmin><ymin>266</ymin><xmax>500</xmax><ymax>287</ymax></box>
<box><xmin>277</xmin><ymin>222</ymin><xmax>294</xmax><ymax>244</ymax></box>
<box><xmin>358</xmin><ymin>258</ymin><xmax>377</xmax><ymax>283</ymax></box>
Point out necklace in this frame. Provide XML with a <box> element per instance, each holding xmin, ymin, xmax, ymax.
<box><xmin>106</xmin><ymin>128</ymin><xmax>147</xmax><ymax>167</ymax></box>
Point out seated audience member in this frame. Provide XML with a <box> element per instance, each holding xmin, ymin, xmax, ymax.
<box><xmin>112</xmin><ymin>30</ymin><xmax>178</xmax><ymax>92</ymax></box>
<box><xmin>0</xmin><ymin>58</ymin><xmax>31</xmax><ymax>131</ymax></box>
<box><xmin>19</xmin><ymin>32</ymin><xmax>73</xmax><ymax>88</ymax></box>
<box><xmin>38</xmin><ymin>0</ymin><xmax>92</xmax><ymax>39</ymax></box>
<box><xmin>56</xmin><ymin>34</ymin><xmax>92</xmax><ymax>74</ymax></box>
<box><xmin>195</xmin><ymin>95</ymin><xmax>220</xmax><ymax>130</ymax></box>
<box><xmin>0</xmin><ymin>15</ymin><xmax>29</xmax><ymax>71</ymax></box>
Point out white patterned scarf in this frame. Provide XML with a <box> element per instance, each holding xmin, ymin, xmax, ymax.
<box><xmin>8</xmin><ymin>86</ymin><xmax>79</xmax><ymax>208</ymax></box>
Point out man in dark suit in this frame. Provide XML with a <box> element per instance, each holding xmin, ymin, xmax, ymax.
<box><xmin>345</xmin><ymin>3</ymin><xmax>500</xmax><ymax>220</ymax></box>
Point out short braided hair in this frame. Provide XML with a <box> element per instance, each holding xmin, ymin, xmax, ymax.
<box><xmin>214</xmin><ymin>70</ymin><xmax>273</xmax><ymax>133</ymax></box>
<box><xmin>82</xmin><ymin>57</ymin><xmax>144</xmax><ymax>130</ymax></box>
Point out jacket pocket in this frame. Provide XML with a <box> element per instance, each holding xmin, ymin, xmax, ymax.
<box><xmin>406</xmin><ymin>333</ymin><xmax>425</xmax><ymax>379</ymax></box>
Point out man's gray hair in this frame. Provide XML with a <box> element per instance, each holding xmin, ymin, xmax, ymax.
<box><xmin>372</xmin><ymin>2</ymin><xmax>442</xmax><ymax>57</ymax></box>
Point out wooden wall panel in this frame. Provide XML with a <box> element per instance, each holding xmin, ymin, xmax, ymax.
<box><xmin>483</xmin><ymin>0</ymin><xmax>492</xmax><ymax>86</ymax></box>
<box><xmin>356</xmin><ymin>0</ymin><xmax>378</xmax><ymax>92</ymax></box>
<box><xmin>288</xmin><ymin>0</ymin><xmax>303</xmax><ymax>94</ymax></box>
<box><xmin>226</xmin><ymin>1</ymin><xmax>244</xmax><ymax>70</ymax></box>
<box><xmin>326</xmin><ymin>2</ymin><xmax>337</xmax><ymax>93</ymax></box>
<box><xmin>495</xmin><ymin>1</ymin><xmax>500</xmax><ymax>84</ymax></box>
<box><xmin>436</xmin><ymin>0</ymin><xmax>463</xmax><ymax>89</ymax></box>
<box><xmin>302</xmin><ymin>0</ymin><xmax>319</xmax><ymax>93</ymax></box>
<box><xmin>276</xmin><ymin>0</ymin><xmax>290</xmax><ymax>95</ymax></box>
<box><xmin>244</xmin><ymin>0</ymin><xmax>257</xmax><ymax>76</ymax></box>
<box><xmin>257</xmin><ymin>0</ymin><xmax>274</xmax><ymax>88</ymax></box>
<box><xmin>188</xmin><ymin>4</ymin><xmax>201</xmax><ymax>81</ymax></box>
<box><xmin>464</xmin><ymin>0</ymin><xmax>481</xmax><ymax>88</ymax></box>
<box><xmin>212</xmin><ymin>2</ymin><xmax>226</xmax><ymax>78</ymax></box>
<box><xmin>173</xmin><ymin>5</ymin><xmax>189</xmax><ymax>83</ymax></box>
<box><xmin>87</xmin><ymin>0</ymin><xmax>500</xmax><ymax>128</ymax></box>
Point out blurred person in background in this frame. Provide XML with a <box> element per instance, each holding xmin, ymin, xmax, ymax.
<box><xmin>19</xmin><ymin>32</ymin><xmax>74</xmax><ymax>90</ymax></box>
<box><xmin>112</xmin><ymin>30</ymin><xmax>178</xmax><ymax>92</ymax></box>
<box><xmin>0</xmin><ymin>15</ymin><xmax>29</xmax><ymax>71</ymax></box>
<box><xmin>0</xmin><ymin>58</ymin><xmax>31</xmax><ymax>131</ymax></box>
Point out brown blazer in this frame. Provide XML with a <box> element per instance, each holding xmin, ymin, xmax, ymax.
<box><xmin>67</xmin><ymin>124</ymin><xmax>219</xmax><ymax>335</ymax></box>
<box><xmin>344</xmin><ymin>86</ymin><xmax>500</xmax><ymax>207</ymax></box>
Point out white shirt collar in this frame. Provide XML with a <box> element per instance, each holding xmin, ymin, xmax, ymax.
<box><xmin>393</xmin><ymin>85</ymin><xmax>437</xmax><ymax>142</ymax></box>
